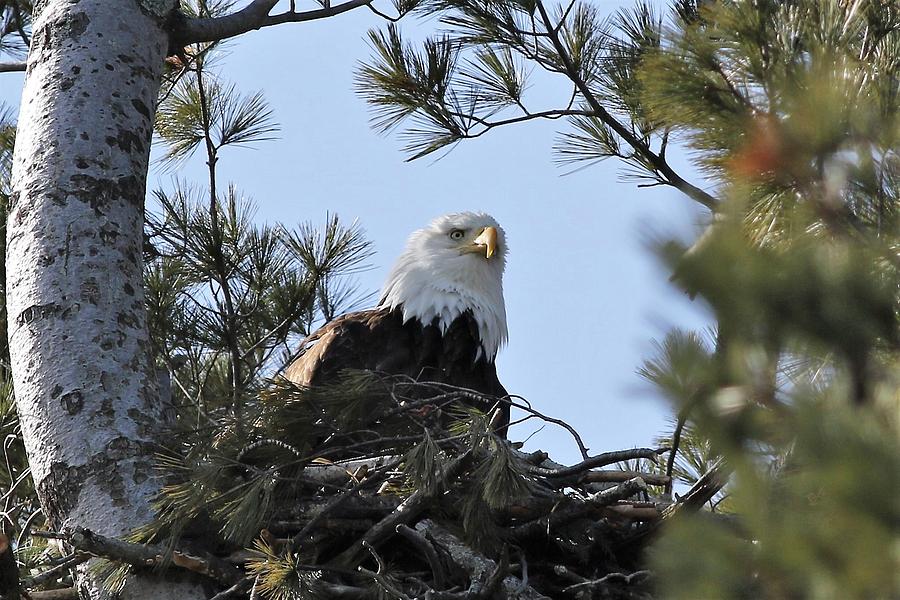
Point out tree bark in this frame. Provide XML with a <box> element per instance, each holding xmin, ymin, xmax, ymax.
<box><xmin>7</xmin><ymin>1</ymin><xmax>205</xmax><ymax>598</ymax></box>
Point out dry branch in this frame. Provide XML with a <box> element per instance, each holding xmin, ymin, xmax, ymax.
<box><xmin>585</xmin><ymin>470</ymin><xmax>670</xmax><ymax>486</ymax></box>
<box><xmin>23</xmin><ymin>553</ymin><xmax>90</xmax><ymax>587</ymax></box>
<box><xmin>335</xmin><ymin>451</ymin><xmax>473</xmax><ymax>568</ymax></box>
<box><xmin>512</xmin><ymin>477</ymin><xmax>650</xmax><ymax>540</ymax></box>
<box><xmin>66</xmin><ymin>527</ymin><xmax>243</xmax><ymax>585</ymax></box>
<box><xmin>175</xmin><ymin>0</ymin><xmax>373</xmax><ymax>45</ymax></box>
<box><xmin>662</xmin><ymin>459</ymin><xmax>728</xmax><ymax>517</ymax></box>
<box><xmin>416</xmin><ymin>520</ymin><xmax>551</xmax><ymax>600</ymax></box>
<box><xmin>28</xmin><ymin>589</ymin><xmax>78</xmax><ymax>600</ymax></box>
<box><xmin>0</xmin><ymin>61</ymin><xmax>26</xmax><ymax>73</ymax></box>
<box><xmin>524</xmin><ymin>447</ymin><xmax>669</xmax><ymax>477</ymax></box>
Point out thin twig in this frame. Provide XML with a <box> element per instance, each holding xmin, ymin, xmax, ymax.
<box><xmin>665</xmin><ymin>412</ymin><xmax>687</xmax><ymax>497</ymax></box>
<box><xmin>367</xmin><ymin>4</ymin><xmax>402</xmax><ymax>22</ymax></box>
<box><xmin>561</xmin><ymin>569</ymin><xmax>652</xmax><ymax>592</ymax></box>
<box><xmin>507</xmin><ymin>395</ymin><xmax>591</xmax><ymax>459</ymax></box>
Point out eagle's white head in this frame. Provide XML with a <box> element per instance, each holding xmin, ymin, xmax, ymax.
<box><xmin>379</xmin><ymin>212</ymin><xmax>508</xmax><ymax>361</ymax></box>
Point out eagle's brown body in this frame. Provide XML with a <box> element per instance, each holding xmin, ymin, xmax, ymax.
<box><xmin>284</xmin><ymin>307</ymin><xmax>509</xmax><ymax>430</ymax></box>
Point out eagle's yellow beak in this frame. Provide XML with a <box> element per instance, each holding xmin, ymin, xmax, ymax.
<box><xmin>473</xmin><ymin>226</ymin><xmax>498</xmax><ymax>259</ymax></box>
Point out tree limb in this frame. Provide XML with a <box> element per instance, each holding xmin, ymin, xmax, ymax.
<box><xmin>175</xmin><ymin>0</ymin><xmax>373</xmax><ymax>45</ymax></box>
<box><xmin>665</xmin><ymin>412</ymin><xmax>688</xmax><ymax>497</ymax></box>
<box><xmin>661</xmin><ymin>458</ymin><xmax>728</xmax><ymax>516</ymax></box>
<box><xmin>0</xmin><ymin>61</ymin><xmax>26</xmax><ymax>73</ymax></box>
<box><xmin>416</xmin><ymin>519</ymin><xmax>551</xmax><ymax>600</ymax></box>
<box><xmin>524</xmin><ymin>447</ymin><xmax>668</xmax><ymax>478</ymax></box>
<box><xmin>512</xmin><ymin>477</ymin><xmax>650</xmax><ymax>540</ymax></box>
<box><xmin>23</xmin><ymin>553</ymin><xmax>91</xmax><ymax>587</ymax></box>
<box><xmin>28</xmin><ymin>590</ymin><xmax>78</xmax><ymax>600</ymax></box>
<box><xmin>335</xmin><ymin>451</ymin><xmax>472</xmax><ymax>568</ymax></box>
<box><xmin>395</xmin><ymin>524</ymin><xmax>447</xmax><ymax>588</ymax></box>
<box><xmin>584</xmin><ymin>469</ymin><xmax>670</xmax><ymax>486</ymax></box>
<box><xmin>67</xmin><ymin>528</ymin><xmax>243</xmax><ymax>585</ymax></box>
<box><xmin>561</xmin><ymin>569</ymin><xmax>652</xmax><ymax>593</ymax></box>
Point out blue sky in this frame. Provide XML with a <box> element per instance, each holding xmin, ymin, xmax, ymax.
<box><xmin>1</xmin><ymin>1</ymin><xmax>713</xmax><ymax>464</ymax></box>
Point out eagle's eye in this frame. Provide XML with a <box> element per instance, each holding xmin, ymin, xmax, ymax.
<box><xmin>448</xmin><ymin>229</ymin><xmax>466</xmax><ymax>240</ymax></box>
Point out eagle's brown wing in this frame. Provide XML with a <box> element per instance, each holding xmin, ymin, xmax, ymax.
<box><xmin>283</xmin><ymin>307</ymin><xmax>509</xmax><ymax>433</ymax></box>
<box><xmin>284</xmin><ymin>308</ymin><xmax>412</xmax><ymax>387</ymax></box>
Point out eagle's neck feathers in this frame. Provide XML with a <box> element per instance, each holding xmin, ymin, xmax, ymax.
<box><xmin>378</xmin><ymin>230</ymin><xmax>508</xmax><ymax>362</ymax></box>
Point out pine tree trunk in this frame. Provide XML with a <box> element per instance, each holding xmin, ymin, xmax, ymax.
<box><xmin>6</xmin><ymin>1</ymin><xmax>205</xmax><ymax>597</ymax></box>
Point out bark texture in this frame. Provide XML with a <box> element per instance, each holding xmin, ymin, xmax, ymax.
<box><xmin>7</xmin><ymin>1</ymin><xmax>204</xmax><ymax>598</ymax></box>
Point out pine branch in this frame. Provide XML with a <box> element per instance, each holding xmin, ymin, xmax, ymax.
<box><xmin>195</xmin><ymin>65</ymin><xmax>245</xmax><ymax>430</ymax></box>
<box><xmin>9</xmin><ymin>1</ymin><xmax>30</xmax><ymax>49</ymax></box>
<box><xmin>533</xmin><ymin>0</ymin><xmax>717</xmax><ymax>210</ymax></box>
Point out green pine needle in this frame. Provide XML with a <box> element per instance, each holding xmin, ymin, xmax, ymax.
<box><xmin>403</xmin><ymin>429</ymin><xmax>444</xmax><ymax>495</ymax></box>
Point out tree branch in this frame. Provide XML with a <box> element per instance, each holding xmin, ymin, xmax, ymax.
<box><xmin>24</xmin><ymin>553</ymin><xmax>91</xmax><ymax>587</ymax></box>
<box><xmin>456</xmin><ymin>109</ymin><xmax>598</xmax><ymax>141</ymax></box>
<box><xmin>395</xmin><ymin>524</ymin><xmax>447</xmax><ymax>588</ymax></box>
<box><xmin>28</xmin><ymin>590</ymin><xmax>78</xmax><ymax>600</ymax></box>
<box><xmin>66</xmin><ymin>527</ymin><xmax>243</xmax><ymax>585</ymax></box>
<box><xmin>335</xmin><ymin>450</ymin><xmax>472</xmax><ymax>568</ymax></box>
<box><xmin>665</xmin><ymin>412</ymin><xmax>688</xmax><ymax>497</ymax></box>
<box><xmin>661</xmin><ymin>458</ymin><xmax>728</xmax><ymax>516</ymax></box>
<box><xmin>561</xmin><ymin>569</ymin><xmax>652</xmax><ymax>593</ymax></box>
<box><xmin>0</xmin><ymin>61</ymin><xmax>26</xmax><ymax>73</ymax></box>
<box><xmin>533</xmin><ymin>0</ymin><xmax>718</xmax><ymax>210</ymax></box>
<box><xmin>416</xmin><ymin>519</ymin><xmax>551</xmax><ymax>600</ymax></box>
<box><xmin>291</xmin><ymin>457</ymin><xmax>401</xmax><ymax>547</ymax></box>
<box><xmin>10</xmin><ymin>1</ymin><xmax>30</xmax><ymax>48</ymax></box>
<box><xmin>523</xmin><ymin>447</ymin><xmax>668</xmax><ymax>478</ymax></box>
<box><xmin>512</xmin><ymin>477</ymin><xmax>650</xmax><ymax>540</ymax></box>
<box><xmin>175</xmin><ymin>0</ymin><xmax>373</xmax><ymax>45</ymax></box>
<box><xmin>584</xmin><ymin>469</ymin><xmax>670</xmax><ymax>486</ymax></box>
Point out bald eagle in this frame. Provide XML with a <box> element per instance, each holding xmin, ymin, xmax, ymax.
<box><xmin>285</xmin><ymin>212</ymin><xmax>510</xmax><ymax>433</ymax></box>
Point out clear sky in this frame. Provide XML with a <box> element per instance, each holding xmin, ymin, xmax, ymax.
<box><xmin>1</xmin><ymin>1</ymin><xmax>713</xmax><ymax>465</ymax></box>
